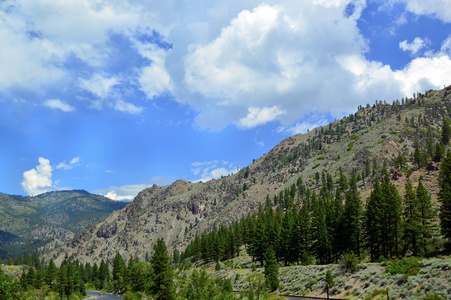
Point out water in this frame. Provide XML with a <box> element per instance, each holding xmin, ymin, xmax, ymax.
<box><xmin>86</xmin><ymin>291</ymin><xmax>124</xmax><ymax>299</ymax></box>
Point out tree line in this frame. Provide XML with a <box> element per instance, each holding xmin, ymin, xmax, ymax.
<box><xmin>182</xmin><ymin>151</ymin><xmax>451</xmax><ymax>266</ymax></box>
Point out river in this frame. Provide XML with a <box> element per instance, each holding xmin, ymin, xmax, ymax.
<box><xmin>86</xmin><ymin>291</ymin><xmax>124</xmax><ymax>299</ymax></box>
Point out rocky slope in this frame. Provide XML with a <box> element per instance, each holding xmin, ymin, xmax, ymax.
<box><xmin>48</xmin><ymin>86</ymin><xmax>451</xmax><ymax>266</ymax></box>
<box><xmin>0</xmin><ymin>190</ymin><xmax>128</xmax><ymax>259</ymax></box>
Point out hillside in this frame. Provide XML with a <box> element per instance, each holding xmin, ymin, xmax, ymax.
<box><xmin>0</xmin><ymin>190</ymin><xmax>128</xmax><ymax>260</ymax></box>
<box><xmin>47</xmin><ymin>86</ymin><xmax>451</xmax><ymax>266</ymax></box>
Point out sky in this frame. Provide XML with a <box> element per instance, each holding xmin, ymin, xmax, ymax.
<box><xmin>1</xmin><ymin>0</ymin><xmax>451</xmax><ymax>200</ymax></box>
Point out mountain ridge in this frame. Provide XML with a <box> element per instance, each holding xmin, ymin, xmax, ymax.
<box><xmin>0</xmin><ymin>190</ymin><xmax>129</xmax><ymax>260</ymax></box>
<box><xmin>46</xmin><ymin>85</ymin><xmax>451</xmax><ymax>266</ymax></box>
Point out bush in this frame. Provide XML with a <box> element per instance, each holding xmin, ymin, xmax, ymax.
<box><xmin>340</xmin><ymin>251</ymin><xmax>360</xmax><ymax>272</ymax></box>
<box><xmin>385</xmin><ymin>257</ymin><xmax>420</xmax><ymax>277</ymax></box>
<box><xmin>123</xmin><ymin>291</ymin><xmax>143</xmax><ymax>300</ymax></box>
<box><xmin>364</xmin><ymin>289</ymin><xmax>388</xmax><ymax>300</ymax></box>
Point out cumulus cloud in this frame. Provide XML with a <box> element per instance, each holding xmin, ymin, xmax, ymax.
<box><xmin>239</xmin><ymin>106</ymin><xmax>285</xmax><ymax>128</ymax></box>
<box><xmin>395</xmin><ymin>0</ymin><xmax>451</xmax><ymax>23</ymax></box>
<box><xmin>191</xmin><ymin>160</ymin><xmax>238</xmax><ymax>182</ymax></box>
<box><xmin>3</xmin><ymin>0</ymin><xmax>451</xmax><ymax>129</ymax></box>
<box><xmin>399</xmin><ymin>37</ymin><xmax>429</xmax><ymax>55</ymax></box>
<box><xmin>136</xmin><ymin>43</ymin><xmax>173</xmax><ymax>99</ymax></box>
<box><xmin>44</xmin><ymin>99</ymin><xmax>76</xmax><ymax>112</ymax></box>
<box><xmin>22</xmin><ymin>157</ymin><xmax>53</xmax><ymax>196</ymax></box>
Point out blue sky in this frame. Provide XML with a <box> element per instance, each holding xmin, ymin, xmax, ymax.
<box><xmin>1</xmin><ymin>0</ymin><xmax>451</xmax><ymax>200</ymax></box>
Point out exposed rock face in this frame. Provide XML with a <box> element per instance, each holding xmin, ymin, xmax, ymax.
<box><xmin>96</xmin><ymin>222</ymin><xmax>117</xmax><ymax>238</ymax></box>
<box><xmin>45</xmin><ymin>86</ymin><xmax>451</xmax><ymax>266</ymax></box>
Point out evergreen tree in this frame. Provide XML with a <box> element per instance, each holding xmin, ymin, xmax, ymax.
<box><xmin>402</xmin><ymin>176</ymin><xmax>422</xmax><ymax>256</ymax></box>
<box><xmin>381</xmin><ymin>172</ymin><xmax>402</xmax><ymax>258</ymax></box>
<box><xmin>417</xmin><ymin>179</ymin><xmax>435</xmax><ymax>253</ymax></box>
<box><xmin>98</xmin><ymin>259</ymin><xmax>109</xmax><ymax>289</ymax></box>
<box><xmin>263</xmin><ymin>246</ymin><xmax>279</xmax><ymax>291</ymax></box>
<box><xmin>5</xmin><ymin>253</ymin><xmax>12</xmax><ymax>265</ymax></box>
<box><xmin>441</xmin><ymin>116</ymin><xmax>450</xmax><ymax>145</ymax></box>
<box><xmin>325</xmin><ymin>269</ymin><xmax>334</xmax><ymax>299</ymax></box>
<box><xmin>249</xmin><ymin>217</ymin><xmax>267</xmax><ymax>267</ymax></box>
<box><xmin>112</xmin><ymin>253</ymin><xmax>127</xmax><ymax>293</ymax></box>
<box><xmin>312</xmin><ymin>195</ymin><xmax>331</xmax><ymax>264</ymax></box>
<box><xmin>151</xmin><ymin>238</ymin><xmax>176</xmax><ymax>300</ymax></box>
<box><xmin>45</xmin><ymin>258</ymin><xmax>58</xmax><ymax>289</ymax></box>
<box><xmin>342</xmin><ymin>175</ymin><xmax>362</xmax><ymax>256</ymax></box>
<box><xmin>279</xmin><ymin>211</ymin><xmax>293</xmax><ymax>265</ymax></box>
<box><xmin>439</xmin><ymin>151</ymin><xmax>451</xmax><ymax>242</ymax></box>
<box><xmin>57</xmin><ymin>261</ymin><xmax>69</xmax><ymax>299</ymax></box>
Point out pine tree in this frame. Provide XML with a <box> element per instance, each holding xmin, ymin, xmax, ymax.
<box><xmin>45</xmin><ymin>258</ymin><xmax>58</xmax><ymax>289</ymax></box>
<box><xmin>365</xmin><ymin>178</ymin><xmax>384</xmax><ymax>261</ymax></box>
<box><xmin>5</xmin><ymin>253</ymin><xmax>13</xmax><ymax>265</ymax></box>
<box><xmin>312</xmin><ymin>195</ymin><xmax>331</xmax><ymax>264</ymax></box>
<box><xmin>57</xmin><ymin>261</ymin><xmax>69</xmax><ymax>299</ymax></box>
<box><xmin>381</xmin><ymin>172</ymin><xmax>402</xmax><ymax>258</ymax></box>
<box><xmin>325</xmin><ymin>269</ymin><xmax>334</xmax><ymax>299</ymax></box>
<box><xmin>342</xmin><ymin>174</ymin><xmax>362</xmax><ymax>256</ymax></box>
<box><xmin>112</xmin><ymin>253</ymin><xmax>127</xmax><ymax>293</ymax></box>
<box><xmin>441</xmin><ymin>116</ymin><xmax>450</xmax><ymax>145</ymax></box>
<box><xmin>263</xmin><ymin>246</ymin><xmax>279</xmax><ymax>291</ymax></box>
<box><xmin>402</xmin><ymin>176</ymin><xmax>422</xmax><ymax>255</ymax></box>
<box><xmin>151</xmin><ymin>238</ymin><xmax>176</xmax><ymax>300</ymax></box>
<box><xmin>417</xmin><ymin>179</ymin><xmax>435</xmax><ymax>253</ymax></box>
<box><xmin>439</xmin><ymin>151</ymin><xmax>451</xmax><ymax>242</ymax></box>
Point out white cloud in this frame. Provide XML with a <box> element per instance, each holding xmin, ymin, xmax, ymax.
<box><xmin>239</xmin><ymin>106</ymin><xmax>285</xmax><ymax>128</ymax></box>
<box><xmin>2</xmin><ymin>0</ymin><xmax>451</xmax><ymax>130</ymax></box>
<box><xmin>396</xmin><ymin>0</ymin><xmax>451</xmax><ymax>23</ymax></box>
<box><xmin>97</xmin><ymin>176</ymin><xmax>175</xmax><ymax>201</ymax></box>
<box><xmin>79</xmin><ymin>74</ymin><xmax>119</xmax><ymax>98</ymax></box>
<box><xmin>191</xmin><ymin>160</ymin><xmax>238</xmax><ymax>182</ymax></box>
<box><xmin>177</xmin><ymin>1</ymin><xmax>370</xmax><ymax>128</ymax></box>
<box><xmin>44</xmin><ymin>99</ymin><xmax>76</xmax><ymax>112</ymax></box>
<box><xmin>70</xmin><ymin>157</ymin><xmax>80</xmax><ymax>164</ymax></box>
<box><xmin>136</xmin><ymin>43</ymin><xmax>173</xmax><ymax>99</ymax></box>
<box><xmin>441</xmin><ymin>35</ymin><xmax>451</xmax><ymax>55</ymax></box>
<box><xmin>22</xmin><ymin>157</ymin><xmax>53</xmax><ymax>196</ymax></box>
<box><xmin>55</xmin><ymin>156</ymin><xmax>80</xmax><ymax>170</ymax></box>
<box><xmin>114</xmin><ymin>100</ymin><xmax>144</xmax><ymax>114</ymax></box>
<box><xmin>399</xmin><ymin>37</ymin><xmax>429</xmax><ymax>55</ymax></box>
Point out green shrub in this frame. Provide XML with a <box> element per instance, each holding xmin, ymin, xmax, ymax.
<box><xmin>364</xmin><ymin>289</ymin><xmax>388</xmax><ymax>300</ymax></box>
<box><xmin>381</xmin><ymin>135</ymin><xmax>387</xmax><ymax>139</ymax></box>
<box><xmin>340</xmin><ymin>251</ymin><xmax>360</xmax><ymax>272</ymax></box>
<box><xmin>347</xmin><ymin>141</ymin><xmax>355</xmax><ymax>151</ymax></box>
<box><xmin>385</xmin><ymin>257</ymin><xmax>420</xmax><ymax>277</ymax></box>
<box><xmin>123</xmin><ymin>291</ymin><xmax>143</xmax><ymax>300</ymax></box>
<box><xmin>312</xmin><ymin>163</ymin><xmax>320</xmax><ymax>169</ymax></box>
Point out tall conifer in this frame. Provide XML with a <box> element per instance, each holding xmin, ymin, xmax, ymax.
<box><xmin>402</xmin><ymin>176</ymin><xmax>421</xmax><ymax>255</ymax></box>
<box><xmin>151</xmin><ymin>238</ymin><xmax>176</xmax><ymax>300</ymax></box>
<box><xmin>439</xmin><ymin>151</ymin><xmax>451</xmax><ymax>242</ymax></box>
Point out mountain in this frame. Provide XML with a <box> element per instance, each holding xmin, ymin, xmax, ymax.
<box><xmin>0</xmin><ymin>190</ymin><xmax>128</xmax><ymax>259</ymax></box>
<box><xmin>47</xmin><ymin>86</ymin><xmax>451</xmax><ymax>266</ymax></box>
